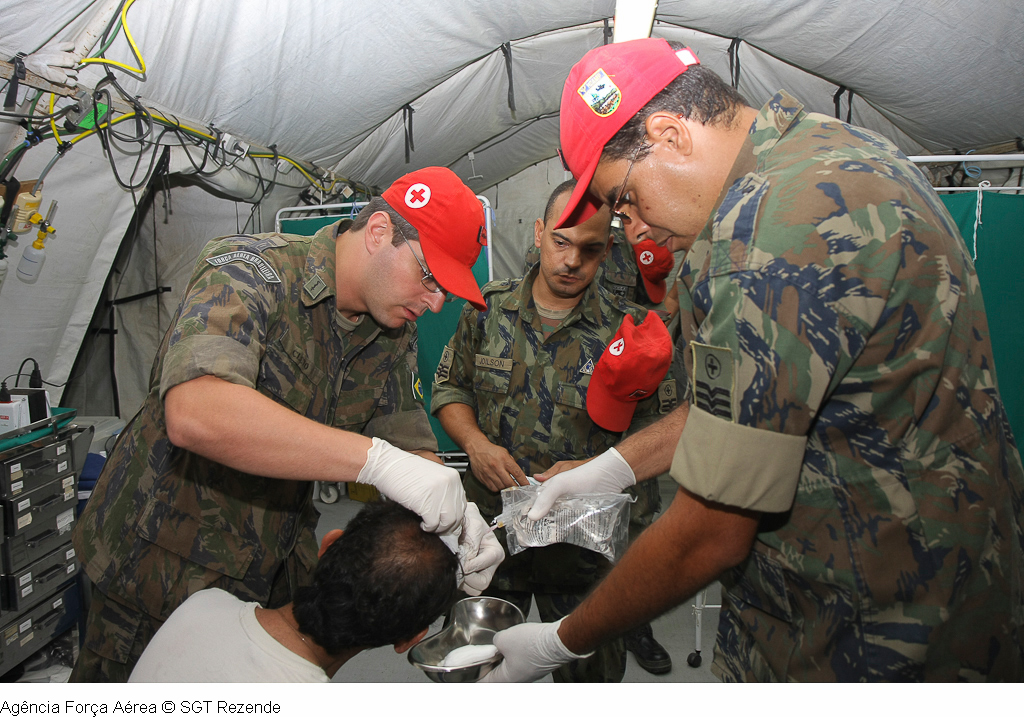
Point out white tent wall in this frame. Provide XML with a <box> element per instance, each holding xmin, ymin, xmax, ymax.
<box><xmin>101</xmin><ymin>181</ymin><xmax>302</xmax><ymax>418</ymax></box>
<box><xmin>480</xmin><ymin>156</ymin><xmax>571</xmax><ymax>280</ymax></box>
<box><xmin>0</xmin><ymin>142</ymin><xmax>139</xmax><ymax>403</ymax></box>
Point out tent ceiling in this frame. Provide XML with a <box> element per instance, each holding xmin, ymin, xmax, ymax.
<box><xmin>2</xmin><ymin>0</ymin><xmax>1021</xmax><ymax>196</ymax></box>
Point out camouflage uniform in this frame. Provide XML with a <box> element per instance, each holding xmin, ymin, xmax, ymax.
<box><xmin>671</xmin><ymin>91</ymin><xmax>1024</xmax><ymax>681</ymax></box>
<box><xmin>71</xmin><ymin>222</ymin><xmax>436</xmax><ymax>681</ymax></box>
<box><xmin>431</xmin><ymin>267</ymin><xmax>677</xmax><ymax>681</ymax></box>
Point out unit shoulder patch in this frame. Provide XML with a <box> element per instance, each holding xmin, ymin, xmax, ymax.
<box><xmin>207</xmin><ymin>251</ymin><xmax>282</xmax><ymax>283</ymax></box>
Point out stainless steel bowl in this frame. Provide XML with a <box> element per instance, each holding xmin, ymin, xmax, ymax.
<box><xmin>408</xmin><ymin>597</ymin><xmax>525</xmax><ymax>683</ymax></box>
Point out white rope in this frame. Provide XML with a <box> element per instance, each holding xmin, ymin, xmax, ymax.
<box><xmin>972</xmin><ymin>180</ymin><xmax>991</xmax><ymax>261</ymax></box>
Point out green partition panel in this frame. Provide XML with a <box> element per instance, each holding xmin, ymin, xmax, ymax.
<box><xmin>279</xmin><ymin>215</ymin><xmax>486</xmax><ymax>451</ymax></box>
<box><xmin>939</xmin><ymin>192</ymin><xmax>1024</xmax><ymax>441</ymax></box>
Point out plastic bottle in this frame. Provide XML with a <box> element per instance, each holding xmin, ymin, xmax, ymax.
<box><xmin>0</xmin><ymin>256</ymin><xmax>8</xmax><ymax>294</ymax></box>
<box><xmin>13</xmin><ymin>189</ymin><xmax>43</xmax><ymax>234</ymax></box>
<box><xmin>16</xmin><ymin>239</ymin><xmax>46</xmax><ymax>283</ymax></box>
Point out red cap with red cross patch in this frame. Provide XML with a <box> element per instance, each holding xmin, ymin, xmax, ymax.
<box><xmin>383</xmin><ymin>167</ymin><xmax>487</xmax><ymax>310</ymax></box>
<box><xmin>587</xmin><ymin>313</ymin><xmax>673</xmax><ymax>432</ymax></box>
<box><xmin>632</xmin><ymin>238</ymin><xmax>675</xmax><ymax>304</ymax></box>
<box><xmin>555</xmin><ymin>38</ymin><xmax>699</xmax><ymax>229</ymax></box>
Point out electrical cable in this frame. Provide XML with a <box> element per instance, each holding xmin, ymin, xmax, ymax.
<box><xmin>14</xmin><ymin>358</ymin><xmax>37</xmax><ymax>388</ymax></box>
<box><xmin>78</xmin><ymin>0</ymin><xmax>147</xmax><ymax>80</ymax></box>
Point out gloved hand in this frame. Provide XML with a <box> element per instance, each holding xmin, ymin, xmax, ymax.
<box><xmin>456</xmin><ymin>502</ymin><xmax>504</xmax><ymax>596</ymax></box>
<box><xmin>23</xmin><ymin>42</ymin><xmax>79</xmax><ymax>86</ymax></box>
<box><xmin>478</xmin><ymin>618</ymin><xmax>591</xmax><ymax>683</ymax></box>
<box><xmin>527</xmin><ymin>447</ymin><xmax>635</xmax><ymax>521</ymax></box>
<box><xmin>356</xmin><ymin>437</ymin><xmax>466</xmax><ymax>534</ymax></box>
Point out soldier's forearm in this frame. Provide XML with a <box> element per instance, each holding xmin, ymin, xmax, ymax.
<box><xmin>615</xmin><ymin>402</ymin><xmax>689</xmax><ymax>482</ymax></box>
<box><xmin>558</xmin><ymin>484</ymin><xmax>758</xmax><ymax>655</ymax></box>
<box><xmin>164</xmin><ymin>375</ymin><xmax>373</xmax><ymax>481</ymax></box>
<box><xmin>435</xmin><ymin>402</ymin><xmax>490</xmax><ymax>455</ymax></box>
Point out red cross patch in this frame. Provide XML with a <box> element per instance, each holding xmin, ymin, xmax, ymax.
<box><xmin>640</xmin><ymin>250</ymin><xmax>654</xmax><ymax>265</ymax></box>
<box><xmin>405</xmin><ymin>183</ymin><xmax>431</xmax><ymax>208</ymax></box>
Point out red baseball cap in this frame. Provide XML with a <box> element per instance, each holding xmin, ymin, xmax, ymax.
<box><xmin>382</xmin><ymin>167</ymin><xmax>487</xmax><ymax>310</ymax></box>
<box><xmin>556</xmin><ymin>38</ymin><xmax>699</xmax><ymax>229</ymax></box>
<box><xmin>632</xmin><ymin>238</ymin><xmax>674</xmax><ymax>304</ymax></box>
<box><xmin>587</xmin><ymin>313</ymin><xmax>673</xmax><ymax>432</ymax></box>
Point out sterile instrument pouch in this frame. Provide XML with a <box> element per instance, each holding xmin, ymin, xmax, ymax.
<box><xmin>499</xmin><ymin>486</ymin><xmax>633</xmax><ymax>563</ymax></box>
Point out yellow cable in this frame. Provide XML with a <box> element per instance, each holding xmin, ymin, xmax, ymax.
<box><xmin>48</xmin><ymin>93</ymin><xmax>64</xmax><ymax>144</ymax></box>
<box><xmin>69</xmin><ymin>111</ymin><xmax>136</xmax><ymax>144</ymax></box>
<box><xmin>251</xmin><ymin>153</ymin><xmax>338</xmax><ymax>193</ymax></box>
<box><xmin>148</xmin><ymin>112</ymin><xmax>216</xmax><ymax>141</ymax></box>
<box><xmin>79</xmin><ymin>0</ymin><xmax>146</xmax><ymax>77</ymax></box>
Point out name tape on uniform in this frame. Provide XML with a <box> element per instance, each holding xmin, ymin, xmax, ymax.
<box><xmin>475</xmin><ymin>354</ymin><xmax>512</xmax><ymax>371</ymax></box>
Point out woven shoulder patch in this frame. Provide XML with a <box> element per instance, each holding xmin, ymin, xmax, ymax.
<box><xmin>435</xmin><ymin>346</ymin><xmax>455</xmax><ymax>384</ymax></box>
<box><xmin>657</xmin><ymin>379</ymin><xmax>678</xmax><ymax>414</ymax></box>
<box><xmin>207</xmin><ymin>251</ymin><xmax>281</xmax><ymax>283</ymax></box>
<box><xmin>691</xmin><ymin>343</ymin><xmax>733</xmax><ymax>421</ymax></box>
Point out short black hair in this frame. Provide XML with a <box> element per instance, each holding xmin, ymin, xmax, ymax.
<box><xmin>349</xmin><ymin>196</ymin><xmax>419</xmax><ymax>246</ymax></box>
<box><xmin>602</xmin><ymin>41</ymin><xmax>750</xmax><ymax>163</ymax></box>
<box><xmin>293</xmin><ymin>501</ymin><xmax>458</xmax><ymax>654</ymax></box>
<box><xmin>543</xmin><ymin>178</ymin><xmax>577</xmax><ymax>225</ymax></box>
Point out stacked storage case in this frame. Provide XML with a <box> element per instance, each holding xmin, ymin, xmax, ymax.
<box><xmin>0</xmin><ymin>427</ymin><xmax>80</xmax><ymax>677</ymax></box>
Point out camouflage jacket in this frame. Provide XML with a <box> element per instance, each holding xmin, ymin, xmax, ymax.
<box><xmin>671</xmin><ymin>91</ymin><xmax>1024</xmax><ymax>680</ymax></box>
<box><xmin>523</xmin><ymin>228</ymin><xmax>652</xmax><ymax>305</ymax></box>
<box><xmin>430</xmin><ymin>266</ymin><xmax>676</xmax><ymax>518</ymax></box>
<box><xmin>73</xmin><ymin>222</ymin><xmax>436</xmax><ymax>624</ymax></box>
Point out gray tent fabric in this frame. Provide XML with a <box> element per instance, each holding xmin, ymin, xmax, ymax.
<box><xmin>1</xmin><ymin>0</ymin><xmax>1021</xmax><ymax>412</ymax></box>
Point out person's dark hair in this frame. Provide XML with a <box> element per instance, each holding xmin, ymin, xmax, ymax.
<box><xmin>350</xmin><ymin>196</ymin><xmax>419</xmax><ymax>246</ymax></box>
<box><xmin>292</xmin><ymin>500</ymin><xmax>458</xmax><ymax>654</ymax></box>
<box><xmin>603</xmin><ymin>41</ymin><xmax>751</xmax><ymax>163</ymax></box>
<box><xmin>543</xmin><ymin>179</ymin><xmax>577</xmax><ymax>225</ymax></box>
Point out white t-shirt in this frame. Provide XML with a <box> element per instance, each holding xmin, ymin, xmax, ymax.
<box><xmin>129</xmin><ymin>588</ymin><xmax>329</xmax><ymax>683</ymax></box>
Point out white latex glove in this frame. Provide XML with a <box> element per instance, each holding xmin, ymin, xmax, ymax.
<box><xmin>456</xmin><ymin>502</ymin><xmax>504</xmax><ymax>596</ymax></box>
<box><xmin>478</xmin><ymin>618</ymin><xmax>591</xmax><ymax>683</ymax></box>
<box><xmin>24</xmin><ymin>42</ymin><xmax>79</xmax><ymax>86</ymax></box>
<box><xmin>527</xmin><ymin>447</ymin><xmax>635</xmax><ymax>521</ymax></box>
<box><xmin>356</xmin><ymin>437</ymin><xmax>466</xmax><ymax>534</ymax></box>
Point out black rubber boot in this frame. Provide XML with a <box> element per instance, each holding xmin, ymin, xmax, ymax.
<box><xmin>624</xmin><ymin>622</ymin><xmax>672</xmax><ymax>675</ymax></box>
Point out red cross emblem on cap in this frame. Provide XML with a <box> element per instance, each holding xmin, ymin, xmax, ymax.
<box><xmin>405</xmin><ymin>183</ymin><xmax>431</xmax><ymax>208</ymax></box>
<box><xmin>639</xmin><ymin>250</ymin><xmax>654</xmax><ymax>265</ymax></box>
<box><xmin>609</xmin><ymin>338</ymin><xmax>625</xmax><ymax>356</ymax></box>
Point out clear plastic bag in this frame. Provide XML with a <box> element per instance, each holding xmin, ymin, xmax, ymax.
<box><xmin>499</xmin><ymin>486</ymin><xmax>633</xmax><ymax>563</ymax></box>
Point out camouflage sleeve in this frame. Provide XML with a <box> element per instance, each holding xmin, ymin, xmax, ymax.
<box><xmin>671</xmin><ymin>174</ymin><xmax>866</xmax><ymax>513</ymax></box>
<box><xmin>159</xmin><ymin>240</ymin><xmax>277</xmax><ymax>399</ymax></box>
<box><xmin>362</xmin><ymin>323</ymin><xmax>438</xmax><ymax>452</ymax></box>
<box><xmin>430</xmin><ymin>301</ymin><xmax>481</xmax><ymax>414</ymax></box>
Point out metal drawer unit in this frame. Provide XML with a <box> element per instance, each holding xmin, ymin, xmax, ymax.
<box><xmin>2</xmin><ymin>475</ymin><xmax>76</xmax><ymax>541</ymax></box>
<box><xmin>0</xmin><ymin>581</ymin><xmax>79</xmax><ymax>678</ymax></box>
<box><xmin>2</xmin><ymin>543</ymin><xmax>78</xmax><ymax>613</ymax></box>
<box><xmin>2</xmin><ymin>503</ymin><xmax>76</xmax><ymax>575</ymax></box>
<box><xmin>1</xmin><ymin>438</ymin><xmax>74</xmax><ymax>499</ymax></box>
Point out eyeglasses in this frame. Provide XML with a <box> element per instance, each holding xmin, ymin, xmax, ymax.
<box><xmin>611</xmin><ymin>139</ymin><xmax>645</xmax><ymax>224</ymax></box>
<box><xmin>394</xmin><ymin>223</ymin><xmax>456</xmax><ymax>303</ymax></box>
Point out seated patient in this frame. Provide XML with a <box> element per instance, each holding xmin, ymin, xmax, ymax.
<box><xmin>129</xmin><ymin>501</ymin><xmax>458</xmax><ymax>682</ymax></box>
